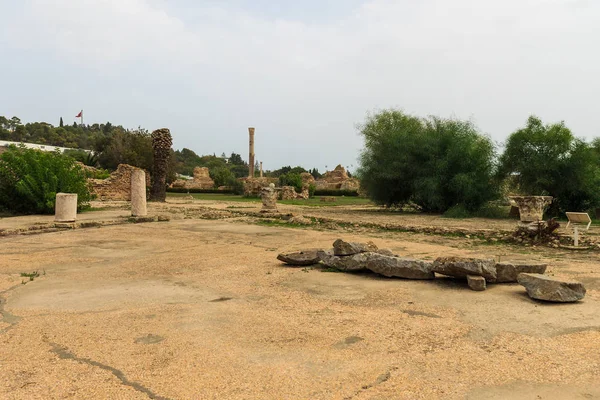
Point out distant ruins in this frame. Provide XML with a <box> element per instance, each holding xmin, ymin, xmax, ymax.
<box><xmin>170</xmin><ymin>167</ymin><xmax>215</xmax><ymax>190</ymax></box>
<box><xmin>314</xmin><ymin>165</ymin><xmax>360</xmax><ymax>191</ymax></box>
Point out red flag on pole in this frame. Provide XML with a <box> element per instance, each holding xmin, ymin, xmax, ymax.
<box><xmin>75</xmin><ymin>110</ymin><xmax>83</xmax><ymax>118</ymax></box>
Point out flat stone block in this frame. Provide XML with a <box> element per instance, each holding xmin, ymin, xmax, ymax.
<box><xmin>467</xmin><ymin>275</ymin><xmax>487</xmax><ymax>291</ymax></box>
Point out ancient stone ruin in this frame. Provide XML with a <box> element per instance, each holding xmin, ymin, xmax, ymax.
<box><xmin>260</xmin><ymin>183</ymin><xmax>278</xmax><ymax>213</ymax></box>
<box><xmin>510</xmin><ymin>196</ymin><xmax>553</xmax><ymax>222</ymax></box>
<box><xmin>55</xmin><ymin>193</ymin><xmax>78</xmax><ymax>222</ymax></box>
<box><xmin>130</xmin><ymin>169</ymin><xmax>147</xmax><ymax>217</ymax></box>
<box><xmin>170</xmin><ymin>167</ymin><xmax>215</xmax><ymax>190</ymax></box>
<box><xmin>89</xmin><ymin>164</ymin><xmax>150</xmax><ymax>201</ymax></box>
<box><xmin>314</xmin><ymin>165</ymin><xmax>360</xmax><ymax>191</ymax></box>
<box><xmin>243</xmin><ymin>177</ymin><xmax>278</xmax><ymax>197</ymax></box>
<box><xmin>278</xmin><ymin>239</ymin><xmax>586</xmax><ymax>303</ymax></box>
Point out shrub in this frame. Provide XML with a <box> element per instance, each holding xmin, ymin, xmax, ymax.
<box><xmin>83</xmin><ymin>168</ymin><xmax>111</xmax><ymax>180</ymax></box>
<box><xmin>308</xmin><ymin>184</ymin><xmax>316</xmax><ymax>198</ymax></box>
<box><xmin>357</xmin><ymin>110</ymin><xmax>498</xmax><ymax>213</ymax></box>
<box><xmin>279</xmin><ymin>172</ymin><xmax>303</xmax><ymax>193</ymax></box>
<box><xmin>498</xmin><ymin>116</ymin><xmax>600</xmax><ymax>215</ymax></box>
<box><xmin>0</xmin><ymin>146</ymin><xmax>91</xmax><ymax>214</ymax></box>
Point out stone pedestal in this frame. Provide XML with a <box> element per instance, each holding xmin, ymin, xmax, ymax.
<box><xmin>260</xmin><ymin>184</ymin><xmax>278</xmax><ymax>213</ymax></box>
<box><xmin>131</xmin><ymin>169</ymin><xmax>147</xmax><ymax>217</ymax></box>
<box><xmin>509</xmin><ymin>196</ymin><xmax>553</xmax><ymax>222</ymax></box>
<box><xmin>55</xmin><ymin>193</ymin><xmax>77</xmax><ymax>222</ymax></box>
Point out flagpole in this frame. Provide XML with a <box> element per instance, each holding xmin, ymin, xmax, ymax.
<box><xmin>81</xmin><ymin>110</ymin><xmax>84</xmax><ymax>126</ymax></box>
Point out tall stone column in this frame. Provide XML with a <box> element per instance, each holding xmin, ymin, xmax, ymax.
<box><xmin>55</xmin><ymin>193</ymin><xmax>78</xmax><ymax>222</ymax></box>
<box><xmin>260</xmin><ymin>162</ymin><xmax>263</xmax><ymax>178</ymax></box>
<box><xmin>248</xmin><ymin>127</ymin><xmax>255</xmax><ymax>178</ymax></box>
<box><xmin>131</xmin><ymin>169</ymin><xmax>147</xmax><ymax>217</ymax></box>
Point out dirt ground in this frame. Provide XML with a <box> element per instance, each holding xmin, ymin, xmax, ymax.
<box><xmin>1</xmin><ymin>200</ymin><xmax>600</xmax><ymax>399</ymax></box>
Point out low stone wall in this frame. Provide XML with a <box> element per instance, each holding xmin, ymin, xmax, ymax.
<box><xmin>90</xmin><ymin>164</ymin><xmax>150</xmax><ymax>201</ymax></box>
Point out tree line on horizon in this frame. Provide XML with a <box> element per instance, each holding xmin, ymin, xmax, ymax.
<box><xmin>0</xmin><ymin>116</ymin><xmax>327</xmax><ymax>189</ymax></box>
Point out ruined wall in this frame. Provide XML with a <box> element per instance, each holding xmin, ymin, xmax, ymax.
<box><xmin>89</xmin><ymin>164</ymin><xmax>150</xmax><ymax>201</ymax></box>
<box><xmin>243</xmin><ymin>177</ymin><xmax>278</xmax><ymax>196</ymax></box>
<box><xmin>171</xmin><ymin>167</ymin><xmax>215</xmax><ymax>190</ymax></box>
<box><xmin>280</xmin><ymin>186</ymin><xmax>309</xmax><ymax>200</ymax></box>
<box><xmin>314</xmin><ymin>165</ymin><xmax>360</xmax><ymax>191</ymax></box>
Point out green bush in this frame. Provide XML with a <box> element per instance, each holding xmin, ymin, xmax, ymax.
<box><xmin>0</xmin><ymin>146</ymin><xmax>91</xmax><ymax>214</ymax></box>
<box><xmin>357</xmin><ymin>110</ymin><xmax>498</xmax><ymax>213</ymax></box>
<box><xmin>83</xmin><ymin>168</ymin><xmax>111</xmax><ymax>180</ymax></box>
<box><xmin>308</xmin><ymin>184</ymin><xmax>316</xmax><ymax>198</ymax></box>
<box><xmin>279</xmin><ymin>172</ymin><xmax>303</xmax><ymax>193</ymax></box>
<box><xmin>498</xmin><ymin>116</ymin><xmax>600</xmax><ymax>215</ymax></box>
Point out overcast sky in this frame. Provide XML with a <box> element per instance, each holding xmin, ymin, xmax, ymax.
<box><xmin>1</xmin><ymin>0</ymin><xmax>599</xmax><ymax>172</ymax></box>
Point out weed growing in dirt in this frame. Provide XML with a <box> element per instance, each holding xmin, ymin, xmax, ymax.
<box><xmin>20</xmin><ymin>270</ymin><xmax>44</xmax><ymax>284</ymax></box>
<box><xmin>321</xmin><ymin>267</ymin><xmax>342</xmax><ymax>273</ymax></box>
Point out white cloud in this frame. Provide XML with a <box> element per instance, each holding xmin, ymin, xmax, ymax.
<box><xmin>1</xmin><ymin>0</ymin><xmax>599</xmax><ymax>169</ymax></box>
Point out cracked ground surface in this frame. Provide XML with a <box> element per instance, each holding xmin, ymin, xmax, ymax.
<box><xmin>1</xmin><ymin>204</ymin><xmax>600</xmax><ymax>399</ymax></box>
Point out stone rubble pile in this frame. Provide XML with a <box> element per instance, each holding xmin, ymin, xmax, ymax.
<box><xmin>277</xmin><ymin>239</ymin><xmax>587</xmax><ymax>303</ymax></box>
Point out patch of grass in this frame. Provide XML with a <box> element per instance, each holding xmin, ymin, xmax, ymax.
<box><xmin>20</xmin><ymin>270</ymin><xmax>44</xmax><ymax>284</ymax></box>
<box><xmin>254</xmin><ymin>219</ymin><xmax>308</xmax><ymax>229</ymax></box>
<box><xmin>280</xmin><ymin>197</ymin><xmax>372</xmax><ymax>207</ymax></box>
<box><xmin>443</xmin><ymin>204</ymin><xmax>511</xmax><ymax>219</ymax></box>
<box><xmin>321</xmin><ymin>267</ymin><xmax>342</xmax><ymax>273</ymax></box>
<box><xmin>167</xmin><ymin>192</ymin><xmax>372</xmax><ymax>207</ymax></box>
<box><xmin>167</xmin><ymin>193</ymin><xmax>260</xmax><ymax>202</ymax></box>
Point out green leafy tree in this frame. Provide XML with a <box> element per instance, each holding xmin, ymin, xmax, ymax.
<box><xmin>229</xmin><ymin>152</ymin><xmax>245</xmax><ymax>166</ymax></box>
<box><xmin>0</xmin><ymin>146</ymin><xmax>91</xmax><ymax>214</ymax></box>
<box><xmin>279</xmin><ymin>172</ymin><xmax>303</xmax><ymax>193</ymax></box>
<box><xmin>498</xmin><ymin>116</ymin><xmax>600</xmax><ymax>214</ymax></box>
<box><xmin>358</xmin><ymin>109</ymin><xmax>498</xmax><ymax>212</ymax></box>
<box><xmin>210</xmin><ymin>166</ymin><xmax>235</xmax><ymax>188</ymax></box>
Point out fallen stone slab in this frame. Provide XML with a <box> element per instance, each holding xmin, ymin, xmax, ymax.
<box><xmin>467</xmin><ymin>275</ymin><xmax>486</xmax><ymax>291</ymax></box>
<box><xmin>518</xmin><ymin>273</ymin><xmax>586</xmax><ymax>302</ymax></box>
<box><xmin>432</xmin><ymin>257</ymin><xmax>497</xmax><ymax>281</ymax></box>
<box><xmin>277</xmin><ymin>249</ymin><xmax>323</xmax><ymax>266</ymax></box>
<box><xmin>366</xmin><ymin>254</ymin><xmax>434</xmax><ymax>280</ymax></box>
<box><xmin>317</xmin><ymin>250</ymin><xmax>372</xmax><ymax>272</ymax></box>
<box><xmin>375</xmin><ymin>248</ymin><xmax>396</xmax><ymax>257</ymax></box>
<box><xmin>495</xmin><ymin>262</ymin><xmax>547</xmax><ymax>283</ymax></box>
<box><xmin>333</xmin><ymin>239</ymin><xmax>378</xmax><ymax>256</ymax></box>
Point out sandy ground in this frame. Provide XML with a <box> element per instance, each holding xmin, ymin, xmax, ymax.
<box><xmin>1</xmin><ymin>201</ymin><xmax>600</xmax><ymax>399</ymax></box>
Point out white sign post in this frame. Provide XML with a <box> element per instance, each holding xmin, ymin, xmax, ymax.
<box><xmin>565</xmin><ymin>212</ymin><xmax>592</xmax><ymax>247</ymax></box>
